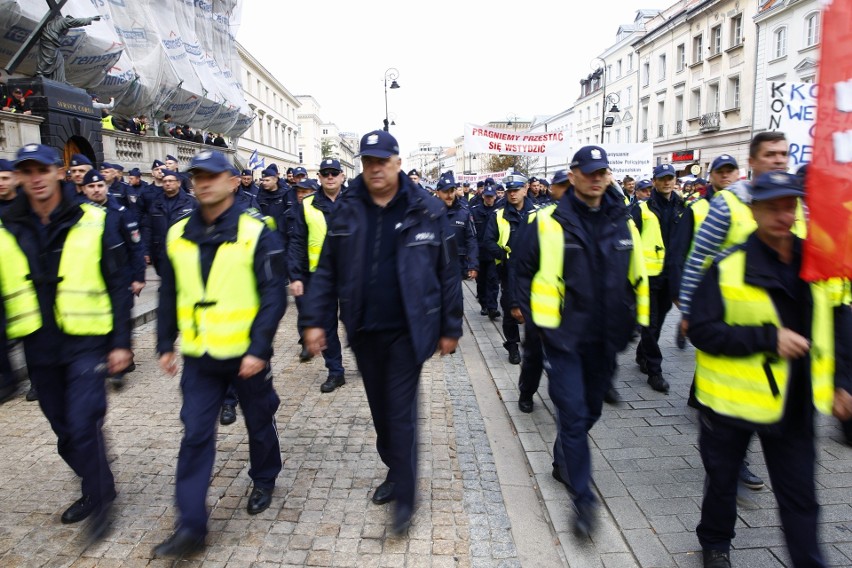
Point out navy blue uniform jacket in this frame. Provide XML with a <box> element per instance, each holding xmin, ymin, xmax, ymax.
<box><xmin>300</xmin><ymin>173</ymin><xmax>464</xmax><ymax>365</ymax></box>
<box><xmin>0</xmin><ymin>188</ymin><xmax>133</xmax><ymax>365</ymax></box>
<box><xmin>689</xmin><ymin>234</ymin><xmax>852</xmax><ymax>430</ymax></box>
<box><xmin>514</xmin><ymin>189</ymin><xmax>641</xmax><ymax>356</ymax></box>
<box><xmin>156</xmin><ymin>203</ymin><xmax>287</xmax><ymax>362</ymax></box>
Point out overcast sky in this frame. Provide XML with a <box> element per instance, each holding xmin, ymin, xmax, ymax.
<box><xmin>236</xmin><ymin>1</ymin><xmax>673</xmax><ymax>157</ymax></box>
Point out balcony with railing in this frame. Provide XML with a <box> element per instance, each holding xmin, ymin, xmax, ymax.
<box><xmin>641</xmin><ymin>128</ymin><xmax>648</xmax><ymax>142</ymax></box>
<box><xmin>699</xmin><ymin>112</ymin><xmax>720</xmax><ymax>133</ymax></box>
<box><xmin>657</xmin><ymin>125</ymin><xmax>665</xmax><ymax>138</ymax></box>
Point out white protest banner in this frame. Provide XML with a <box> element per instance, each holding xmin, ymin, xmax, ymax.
<box><xmin>464</xmin><ymin>123</ymin><xmax>571</xmax><ymax>157</ymax></box>
<box><xmin>600</xmin><ymin>144</ymin><xmax>654</xmax><ymax>179</ymax></box>
<box><xmin>766</xmin><ymin>81</ymin><xmax>817</xmax><ymax>170</ymax></box>
<box><xmin>457</xmin><ymin>171</ymin><xmax>510</xmax><ymax>184</ymax></box>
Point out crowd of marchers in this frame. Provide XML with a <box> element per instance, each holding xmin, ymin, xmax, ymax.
<box><xmin>0</xmin><ymin>128</ymin><xmax>851</xmax><ymax>568</ymax></box>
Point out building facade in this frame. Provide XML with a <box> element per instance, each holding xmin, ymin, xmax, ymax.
<box><xmin>631</xmin><ymin>0</ymin><xmax>759</xmax><ymax>177</ymax></box>
<box><xmin>237</xmin><ymin>43</ymin><xmax>301</xmax><ymax>174</ymax></box>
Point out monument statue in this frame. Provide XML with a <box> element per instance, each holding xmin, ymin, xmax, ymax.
<box><xmin>35</xmin><ymin>13</ymin><xmax>100</xmax><ymax>83</ymax></box>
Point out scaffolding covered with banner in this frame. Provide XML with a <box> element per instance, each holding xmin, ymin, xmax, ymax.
<box><xmin>0</xmin><ymin>0</ymin><xmax>253</xmax><ymax>137</ymax></box>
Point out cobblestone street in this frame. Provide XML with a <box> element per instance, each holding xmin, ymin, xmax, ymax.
<box><xmin>0</xmin><ymin>279</ymin><xmax>850</xmax><ymax>567</ymax></box>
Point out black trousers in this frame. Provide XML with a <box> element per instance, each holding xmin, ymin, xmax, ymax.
<box><xmin>696</xmin><ymin>411</ymin><xmax>824</xmax><ymax>567</ymax></box>
<box><xmin>351</xmin><ymin>330</ymin><xmax>423</xmax><ymax>509</ymax></box>
<box><xmin>476</xmin><ymin>257</ymin><xmax>499</xmax><ymax>311</ymax></box>
<box><xmin>636</xmin><ymin>279</ymin><xmax>673</xmax><ymax>376</ymax></box>
<box><xmin>518</xmin><ymin>324</ymin><xmax>544</xmax><ymax>399</ymax></box>
<box><xmin>496</xmin><ymin>264</ymin><xmax>520</xmax><ymax>345</ymax></box>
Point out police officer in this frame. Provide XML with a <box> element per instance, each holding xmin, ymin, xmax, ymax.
<box><xmin>631</xmin><ymin>163</ymin><xmax>688</xmax><ymax>393</ymax></box>
<box><xmin>483</xmin><ymin>173</ymin><xmax>536</xmax><ymax>364</ymax></box>
<box><xmin>688</xmin><ymin>172</ymin><xmax>852</xmax><ymax>568</ymax></box>
<box><xmin>239</xmin><ymin>169</ymin><xmax>259</xmax><ymax>197</ymax></box>
<box><xmin>514</xmin><ymin>146</ymin><xmax>648</xmax><ymax>538</ymax></box>
<box><xmin>0</xmin><ymin>143</ymin><xmax>133</xmax><ymax>538</ymax></box>
<box><xmin>471</xmin><ymin>184</ymin><xmax>499</xmax><ymax>317</ymax></box>
<box><xmin>302</xmin><ymin>130</ymin><xmax>462</xmax><ymax>535</ymax></box>
<box><xmin>0</xmin><ymin>158</ymin><xmax>18</xmax><ymax>404</ymax></box>
<box><xmin>435</xmin><ymin>171</ymin><xmax>478</xmax><ymax>281</ymax></box>
<box><xmin>67</xmin><ymin>153</ymin><xmax>93</xmax><ymax>192</ymax></box>
<box><xmin>512</xmin><ymin>169</ymin><xmax>572</xmax><ymax>413</ymax></box>
<box><xmin>289</xmin><ymin>158</ymin><xmax>346</xmax><ymax>393</ymax></box>
<box><xmin>142</xmin><ymin>169</ymin><xmax>196</xmax><ymax>275</ymax></box>
<box><xmin>164</xmin><ymin>154</ymin><xmax>192</xmax><ymax>195</ymax></box>
<box><xmin>154</xmin><ymin>150</ymin><xmax>287</xmax><ymax>558</ymax></box>
<box><xmin>680</xmin><ymin>135</ymin><xmax>794</xmax><ymax>490</ymax></box>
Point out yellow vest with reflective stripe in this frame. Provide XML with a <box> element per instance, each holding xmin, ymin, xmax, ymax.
<box><xmin>101</xmin><ymin>116</ymin><xmax>115</xmax><ymax>130</ymax></box>
<box><xmin>495</xmin><ymin>209</ymin><xmax>511</xmax><ymax>265</ymax></box>
<box><xmin>638</xmin><ymin>201</ymin><xmax>664</xmax><ymax>276</ymax></box>
<box><xmin>302</xmin><ymin>194</ymin><xmax>327</xmax><ymax>273</ymax></box>
<box><xmin>168</xmin><ymin>213</ymin><xmax>263</xmax><ymax>359</ymax></box>
<box><xmin>718</xmin><ymin>190</ymin><xmax>756</xmax><ymax>253</ymax></box>
<box><xmin>529</xmin><ymin>206</ymin><xmax>563</xmax><ymax>328</ymax></box>
<box><xmin>0</xmin><ymin>219</ymin><xmax>42</xmax><ymax>338</ymax></box>
<box><xmin>1</xmin><ymin>205</ymin><xmax>112</xmax><ymax>337</ymax></box>
<box><xmin>529</xmin><ymin>208</ymin><xmax>650</xmax><ymax>329</ymax></box>
<box><xmin>55</xmin><ymin>204</ymin><xmax>113</xmax><ymax>335</ymax></box>
<box><xmin>695</xmin><ymin>250</ymin><xmax>834</xmax><ymax>423</ymax></box>
<box><xmin>689</xmin><ymin>198</ymin><xmax>710</xmax><ymax>233</ymax></box>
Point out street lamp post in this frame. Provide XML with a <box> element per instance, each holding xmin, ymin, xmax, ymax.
<box><xmin>506</xmin><ymin>113</ymin><xmax>520</xmax><ymax>169</ymax></box>
<box><xmin>383</xmin><ymin>68</ymin><xmax>400</xmax><ymax>132</ymax></box>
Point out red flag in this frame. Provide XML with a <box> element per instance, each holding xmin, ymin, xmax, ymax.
<box><xmin>802</xmin><ymin>0</ymin><xmax>852</xmax><ymax>280</ymax></box>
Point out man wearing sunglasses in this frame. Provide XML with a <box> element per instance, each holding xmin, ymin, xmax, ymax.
<box><xmin>289</xmin><ymin>159</ymin><xmax>347</xmax><ymax>392</ymax></box>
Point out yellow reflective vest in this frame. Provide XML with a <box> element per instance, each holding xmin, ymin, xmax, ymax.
<box><xmin>637</xmin><ymin>201</ymin><xmax>665</xmax><ymax>277</ymax></box>
<box><xmin>529</xmin><ymin>207</ymin><xmax>650</xmax><ymax>329</ymax></box>
<box><xmin>0</xmin><ymin>204</ymin><xmax>112</xmax><ymax>337</ymax></box>
<box><xmin>689</xmin><ymin>198</ymin><xmax>710</xmax><ymax>233</ymax></box>
<box><xmin>302</xmin><ymin>194</ymin><xmax>327</xmax><ymax>273</ymax></box>
<box><xmin>495</xmin><ymin>209</ymin><xmax>511</xmax><ymax>265</ymax></box>
<box><xmin>0</xmin><ymin>219</ymin><xmax>42</xmax><ymax>338</ymax></box>
<box><xmin>695</xmin><ymin>249</ymin><xmax>835</xmax><ymax>424</ymax></box>
<box><xmin>167</xmin><ymin>212</ymin><xmax>264</xmax><ymax>359</ymax></box>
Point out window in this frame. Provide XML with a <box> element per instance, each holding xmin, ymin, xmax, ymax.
<box><xmin>710</xmin><ymin>25</ymin><xmax>722</xmax><ymax>55</ymax></box>
<box><xmin>693</xmin><ymin>34</ymin><xmax>704</xmax><ymax>64</ymax></box>
<box><xmin>616</xmin><ymin>59</ymin><xmax>622</xmax><ymax>78</ymax></box>
<box><xmin>773</xmin><ymin>27</ymin><xmax>787</xmax><ymax>59</ymax></box>
<box><xmin>709</xmin><ymin>82</ymin><xmax>720</xmax><ymax>112</ymax></box>
<box><xmin>607</xmin><ymin>65</ymin><xmax>612</xmax><ymax>83</ymax></box>
<box><xmin>805</xmin><ymin>12</ymin><xmax>820</xmax><ymax>47</ymax></box>
<box><xmin>657</xmin><ymin>101</ymin><xmax>665</xmax><ymax>137</ymax></box>
<box><xmin>658</xmin><ymin>54</ymin><xmax>666</xmax><ymax>81</ymax></box>
<box><xmin>616</xmin><ymin>129</ymin><xmax>621</xmax><ymax>143</ymax></box>
<box><xmin>628</xmin><ymin>53</ymin><xmax>634</xmax><ymax>70</ymax></box>
<box><xmin>642</xmin><ymin>61</ymin><xmax>650</xmax><ymax>86</ymax></box>
<box><xmin>727</xmin><ymin>75</ymin><xmax>741</xmax><ymax>109</ymax></box>
<box><xmin>625</xmin><ymin>125</ymin><xmax>632</xmax><ymax>142</ymax></box>
<box><xmin>595</xmin><ymin>102</ymin><xmax>600</xmax><ymax>117</ymax></box>
<box><xmin>691</xmin><ymin>87</ymin><xmax>702</xmax><ymax>118</ymax></box>
<box><xmin>675</xmin><ymin>94</ymin><xmax>684</xmax><ymax>133</ymax></box>
<box><xmin>730</xmin><ymin>14</ymin><xmax>743</xmax><ymax>47</ymax></box>
<box><xmin>676</xmin><ymin>44</ymin><xmax>686</xmax><ymax>72</ymax></box>
<box><xmin>606</xmin><ymin>132</ymin><xmax>611</xmax><ymax>143</ymax></box>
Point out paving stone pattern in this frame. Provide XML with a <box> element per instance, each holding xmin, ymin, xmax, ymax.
<box><xmin>461</xmin><ymin>281</ymin><xmax>852</xmax><ymax>568</ymax></box>
<box><xmin>0</xmin><ymin>297</ymin><xmax>515</xmax><ymax>567</ymax></box>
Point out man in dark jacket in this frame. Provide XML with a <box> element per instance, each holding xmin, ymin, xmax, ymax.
<box><xmin>142</xmin><ymin>169</ymin><xmax>196</xmax><ymax>275</ymax></box>
<box><xmin>289</xmin><ymin>158</ymin><xmax>346</xmax><ymax>392</ymax></box>
<box><xmin>302</xmin><ymin>131</ymin><xmax>463</xmax><ymax>535</ymax></box>
<box><xmin>483</xmin><ymin>173</ymin><xmax>536</xmax><ymax>364</ymax></box>
<box><xmin>631</xmin><ymin>163</ymin><xmax>689</xmax><ymax>393</ymax></box>
<box><xmin>471</xmin><ymin>185</ymin><xmax>499</xmax><ymax>317</ymax></box>
<box><xmin>514</xmin><ymin>146</ymin><xmax>648</xmax><ymax>539</ymax></box>
<box><xmin>688</xmin><ymin>172</ymin><xmax>852</xmax><ymax>568</ymax></box>
<box><xmin>435</xmin><ymin>171</ymin><xmax>478</xmax><ymax>280</ymax></box>
<box><xmin>0</xmin><ymin>144</ymin><xmax>133</xmax><ymax>539</ymax></box>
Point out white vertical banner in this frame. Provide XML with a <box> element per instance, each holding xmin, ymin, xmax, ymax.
<box><xmin>766</xmin><ymin>81</ymin><xmax>817</xmax><ymax>171</ymax></box>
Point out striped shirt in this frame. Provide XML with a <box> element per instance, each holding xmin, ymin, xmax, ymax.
<box><xmin>679</xmin><ymin>180</ymin><xmax>751</xmax><ymax>318</ymax></box>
